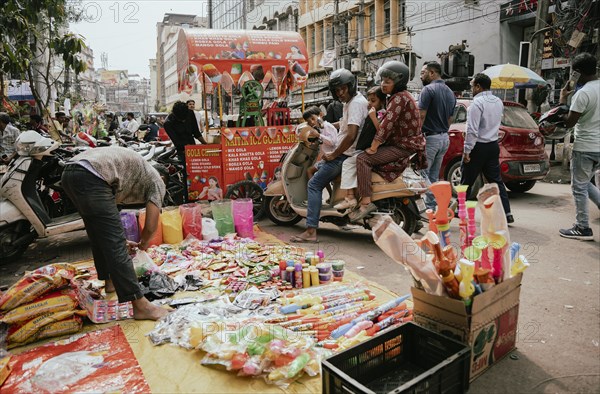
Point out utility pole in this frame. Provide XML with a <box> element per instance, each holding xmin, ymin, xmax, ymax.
<box><xmin>334</xmin><ymin>0</ymin><xmax>340</xmax><ymax>68</ymax></box>
<box><xmin>357</xmin><ymin>0</ymin><xmax>365</xmax><ymax>73</ymax></box>
<box><xmin>527</xmin><ymin>0</ymin><xmax>549</xmax><ymax>112</ymax></box>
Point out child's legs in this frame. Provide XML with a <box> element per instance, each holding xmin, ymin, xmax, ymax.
<box><xmin>340</xmin><ymin>155</ymin><xmax>358</xmax><ymax>198</ymax></box>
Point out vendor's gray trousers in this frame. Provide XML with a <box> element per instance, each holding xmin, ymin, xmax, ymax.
<box><xmin>62</xmin><ymin>165</ymin><xmax>144</xmax><ymax>302</ymax></box>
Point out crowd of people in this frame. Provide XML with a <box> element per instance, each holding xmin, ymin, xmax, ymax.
<box><xmin>289</xmin><ymin>53</ymin><xmax>599</xmax><ymax>243</ymax></box>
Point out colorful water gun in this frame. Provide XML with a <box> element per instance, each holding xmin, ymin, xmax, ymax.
<box><xmin>330</xmin><ymin>295</ymin><xmax>410</xmax><ymax>339</ymax></box>
<box><xmin>423</xmin><ymin>231</ymin><xmax>460</xmax><ymax>299</ymax></box>
<box><xmin>488</xmin><ymin>232</ymin><xmax>507</xmax><ymax>283</ymax></box>
<box><xmin>455</xmin><ymin>185</ymin><xmax>469</xmax><ymax>251</ymax></box>
<box><xmin>466</xmin><ymin>200</ymin><xmax>478</xmax><ymax>248</ymax></box>
<box><xmin>366</xmin><ymin>310</ymin><xmax>413</xmax><ymax>336</ymax></box>
<box><xmin>429</xmin><ymin>182</ymin><xmax>454</xmax><ymax>247</ymax></box>
<box><xmin>458</xmin><ymin>259</ymin><xmax>475</xmax><ymax>307</ymax></box>
<box><xmin>472</xmin><ymin>236</ymin><xmax>491</xmax><ymax>270</ymax></box>
<box><xmin>426</xmin><ymin>209</ymin><xmax>437</xmax><ymax>233</ymax></box>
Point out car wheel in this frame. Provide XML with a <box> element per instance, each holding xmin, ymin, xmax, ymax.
<box><xmin>506</xmin><ymin>180</ymin><xmax>537</xmax><ymax>193</ymax></box>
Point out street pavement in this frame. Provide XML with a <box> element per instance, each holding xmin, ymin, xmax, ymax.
<box><xmin>2</xmin><ymin>179</ymin><xmax>599</xmax><ymax>393</ymax></box>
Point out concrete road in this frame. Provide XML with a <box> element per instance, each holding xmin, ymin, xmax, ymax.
<box><xmin>2</xmin><ymin>181</ymin><xmax>599</xmax><ymax>393</ymax></box>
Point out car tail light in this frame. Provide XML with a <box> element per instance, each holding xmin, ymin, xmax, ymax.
<box><xmin>501</xmin><ymin>162</ymin><xmax>509</xmax><ymax>173</ymax></box>
<box><xmin>498</xmin><ymin>130</ymin><xmax>506</xmax><ymax>142</ymax></box>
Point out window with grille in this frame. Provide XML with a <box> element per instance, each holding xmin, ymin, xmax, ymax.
<box><xmin>398</xmin><ymin>0</ymin><xmax>406</xmax><ymax>32</ymax></box>
<box><xmin>384</xmin><ymin>1</ymin><xmax>391</xmax><ymax>35</ymax></box>
<box><xmin>370</xmin><ymin>6</ymin><xmax>375</xmax><ymax>38</ymax></box>
<box><xmin>326</xmin><ymin>22</ymin><xmax>334</xmax><ymax>50</ymax></box>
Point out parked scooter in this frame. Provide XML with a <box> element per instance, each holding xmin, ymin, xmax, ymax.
<box><xmin>264</xmin><ymin>129</ymin><xmax>428</xmax><ymax>235</ymax></box>
<box><xmin>0</xmin><ymin>131</ymin><xmax>85</xmax><ymax>262</ymax></box>
<box><xmin>538</xmin><ymin>104</ymin><xmax>571</xmax><ymax>140</ymax></box>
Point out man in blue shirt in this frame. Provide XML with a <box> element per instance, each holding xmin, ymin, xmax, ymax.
<box><xmin>418</xmin><ymin>61</ymin><xmax>456</xmax><ymax>209</ymax></box>
<box><xmin>462</xmin><ymin>73</ymin><xmax>513</xmax><ymax>223</ymax></box>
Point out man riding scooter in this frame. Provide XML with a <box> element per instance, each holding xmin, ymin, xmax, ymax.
<box><xmin>290</xmin><ymin>69</ymin><xmax>369</xmax><ymax>243</ymax></box>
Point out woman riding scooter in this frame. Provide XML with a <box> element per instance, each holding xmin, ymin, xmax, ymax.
<box><xmin>350</xmin><ymin>61</ymin><xmax>427</xmax><ymax>222</ymax></box>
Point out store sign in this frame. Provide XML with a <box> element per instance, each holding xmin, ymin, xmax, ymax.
<box><xmin>500</xmin><ymin>0</ymin><xmax>556</xmax><ymax>21</ymax></box>
<box><xmin>542</xmin><ymin>30</ymin><xmax>553</xmax><ymax>59</ymax></box>
<box><xmin>541</xmin><ymin>58</ymin><xmax>554</xmax><ymax>70</ymax></box>
<box><xmin>553</xmin><ymin>57</ymin><xmax>570</xmax><ymax>68</ymax></box>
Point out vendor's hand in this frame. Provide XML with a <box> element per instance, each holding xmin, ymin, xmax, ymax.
<box><xmin>323</xmin><ymin>152</ymin><xmax>335</xmax><ymax>162</ymax></box>
<box><xmin>462</xmin><ymin>153</ymin><xmax>470</xmax><ymax>164</ymax></box>
<box><xmin>138</xmin><ymin>239</ymin><xmax>150</xmax><ymax>251</ymax></box>
<box><xmin>126</xmin><ymin>240</ymin><xmax>139</xmax><ymax>254</ymax></box>
<box><xmin>366</xmin><ymin>146</ymin><xmax>377</xmax><ymax>155</ymax></box>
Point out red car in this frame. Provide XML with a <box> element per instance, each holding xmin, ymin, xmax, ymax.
<box><xmin>440</xmin><ymin>99</ymin><xmax>550</xmax><ymax>193</ymax></box>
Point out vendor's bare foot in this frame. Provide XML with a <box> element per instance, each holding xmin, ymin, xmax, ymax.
<box><xmin>132</xmin><ymin>298</ymin><xmax>172</xmax><ymax>321</ymax></box>
<box><xmin>104</xmin><ymin>279</ymin><xmax>115</xmax><ymax>293</ymax></box>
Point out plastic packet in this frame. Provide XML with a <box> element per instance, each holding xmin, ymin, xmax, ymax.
<box><xmin>132</xmin><ymin>250</ymin><xmax>159</xmax><ymax>277</ymax></box>
<box><xmin>372</xmin><ymin>215</ymin><xmax>446</xmax><ymax>296</ymax></box>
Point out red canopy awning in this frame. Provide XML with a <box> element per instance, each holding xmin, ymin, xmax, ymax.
<box><xmin>177</xmin><ymin>28</ymin><xmax>309</xmax><ymax>95</ymax></box>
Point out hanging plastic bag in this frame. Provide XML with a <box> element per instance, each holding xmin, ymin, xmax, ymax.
<box><xmin>139</xmin><ymin>209</ymin><xmax>163</xmax><ymax>247</ymax></box>
<box><xmin>180</xmin><ymin>203</ymin><xmax>203</xmax><ymax>240</ymax></box>
<box><xmin>161</xmin><ymin>207</ymin><xmax>183</xmax><ymax>244</ymax></box>
<box><xmin>120</xmin><ymin>211</ymin><xmax>140</xmax><ymax>242</ymax></box>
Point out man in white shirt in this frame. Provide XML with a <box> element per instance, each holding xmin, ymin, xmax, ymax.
<box><xmin>461</xmin><ymin>73</ymin><xmax>513</xmax><ymax>223</ymax></box>
<box><xmin>290</xmin><ymin>69</ymin><xmax>368</xmax><ymax>243</ymax></box>
<box><xmin>125</xmin><ymin>112</ymin><xmax>139</xmax><ymax>133</ymax></box>
<box><xmin>0</xmin><ymin>113</ymin><xmax>20</xmax><ymax>164</ymax></box>
<box><xmin>558</xmin><ymin>53</ymin><xmax>600</xmax><ymax>241</ymax></box>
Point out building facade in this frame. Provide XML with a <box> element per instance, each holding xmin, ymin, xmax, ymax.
<box><xmin>212</xmin><ymin>0</ymin><xmax>246</xmax><ymax>30</ymax></box>
<box><xmin>156</xmin><ymin>13</ymin><xmax>208</xmax><ymax>109</ymax></box>
<box><xmin>247</xmin><ymin>1</ymin><xmax>299</xmax><ymax>31</ymax></box>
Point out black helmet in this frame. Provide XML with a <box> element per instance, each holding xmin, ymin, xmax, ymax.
<box><xmin>328</xmin><ymin>68</ymin><xmax>356</xmax><ymax>100</ymax></box>
<box><xmin>149</xmin><ymin>116</ymin><xmax>157</xmax><ymax>123</ymax></box>
<box><xmin>376</xmin><ymin>61</ymin><xmax>409</xmax><ymax>93</ymax></box>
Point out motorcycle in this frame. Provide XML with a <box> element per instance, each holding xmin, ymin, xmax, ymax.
<box><xmin>0</xmin><ymin>131</ymin><xmax>85</xmax><ymax>262</ymax></box>
<box><xmin>264</xmin><ymin>130</ymin><xmax>428</xmax><ymax>235</ymax></box>
<box><xmin>538</xmin><ymin>104</ymin><xmax>571</xmax><ymax>140</ymax></box>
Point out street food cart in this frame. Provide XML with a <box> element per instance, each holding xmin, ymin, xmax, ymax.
<box><xmin>176</xmin><ymin>29</ymin><xmax>309</xmax><ymax>217</ymax></box>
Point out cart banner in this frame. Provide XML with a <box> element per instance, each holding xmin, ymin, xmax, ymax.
<box><xmin>185</xmin><ymin>144</ymin><xmax>223</xmax><ymax>202</ymax></box>
<box><xmin>177</xmin><ymin>29</ymin><xmax>308</xmax><ymax>94</ymax></box>
<box><xmin>2</xmin><ymin>325</ymin><xmax>150</xmax><ymax>393</ymax></box>
<box><xmin>221</xmin><ymin>126</ymin><xmax>296</xmax><ymax>189</ymax></box>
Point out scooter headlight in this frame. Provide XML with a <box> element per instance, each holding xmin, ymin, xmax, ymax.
<box><xmin>15</xmin><ymin>130</ymin><xmax>43</xmax><ymax>156</ymax></box>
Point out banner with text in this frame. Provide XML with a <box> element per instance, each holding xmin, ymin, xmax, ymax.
<box><xmin>221</xmin><ymin>126</ymin><xmax>296</xmax><ymax>190</ymax></box>
<box><xmin>185</xmin><ymin>144</ymin><xmax>223</xmax><ymax>201</ymax></box>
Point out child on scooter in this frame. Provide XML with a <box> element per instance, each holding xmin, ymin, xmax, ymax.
<box><xmin>302</xmin><ymin>107</ymin><xmax>338</xmax><ymax>199</ymax></box>
<box><xmin>334</xmin><ymin>86</ymin><xmax>387</xmax><ymax>209</ymax></box>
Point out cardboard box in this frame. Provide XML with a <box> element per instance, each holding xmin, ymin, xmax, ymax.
<box><xmin>411</xmin><ymin>273</ymin><xmax>522</xmax><ymax>381</ymax></box>
<box><xmin>76</xmin><ymin>285</ymin><xmax>133</xmax><ymax>324</ymax></box>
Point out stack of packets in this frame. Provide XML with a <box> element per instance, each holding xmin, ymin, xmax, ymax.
<box><xmin>373</xmin><ymin>182</ymin><xmax>529</xmax><ymax>308</ymax></box>
<box><xmin>147</xmin><ymin>282</ymin><xmax>414</xmax><ymax>388</ymax></box>
<box><xmin>0</xmin><ymin>263</ymin><xmax>87</xmax><ymax>349</ymax></box>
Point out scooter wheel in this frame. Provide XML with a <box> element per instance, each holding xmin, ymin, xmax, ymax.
<box><xmin>391</xmin><ymin>204</ymin><xmax>417</xmax><ymax>236</ymax></box>
<box><xmin>265</xmin><ymin>196</ymin><xmax>302</xmax><ymax>226</ymax></box>
<box><xmin>225</xmin><ymin>180</ymin><xmax>266</xmax><ymax>220</ymax></box>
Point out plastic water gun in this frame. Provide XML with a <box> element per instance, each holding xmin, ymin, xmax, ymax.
<box><xmin>458</xmin><ymin>259</ymin><xmax>475</xmax><ymax>307</ymax></box>
<box><xmin>511</xmin><ymin>255</ymin><xmax>530</xmax><ymax>276</ymax></box>
<box><xmin>426</xmin><ymin>209</ymin><xmax>437</xmax><ymax>233</ymax></box>
<box><xmin>429</xmin><ymin>181</ymin><xmax>454</xmax><ymax>247</ymax></box>
<box><xmin>344</xmin><ymin>320</ymin><xmax>373</xmax><ymax>338</ymax></box>
<box><xmin>366</xmin><ymin>310</ymin><xmax>413</xmax><ymax>336</ymax></box>
<box><xmin>330</xmin><ymin>295</ymin><xmax>410</xmax><ymax>339</ymax></box>
<box><xmin>455</xmin><ymin>185</ymin><xmax>469</xmax><ymax>251</ymax></box>
<box><xmin>423</xmin><ymin>231</ymin><xmax>460</xmax><ymax>299</ymax></box>
<box><xmin>488</xmin><ymin>232</ymin><xmax>507</xmax><ymax>283</ymax></box>
<box><xmin>466</xmin><ymin>201</ymin><xmax>478</xmax><ymax>247</ymax></box>
<box><xmin>472</xmin><ymin>236</ymin><xmax>491</xmax><ymax>271</ymax></box>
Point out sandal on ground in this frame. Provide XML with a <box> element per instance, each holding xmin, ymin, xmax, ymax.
<box><xmin>349</xmin><ymin>203</ymin><xmax>377</xmax><ymax>222</ymax></box>
<box><xmin>334</xmin><ymin>197</ymin><xmax>358</xmax><ymax>210</ymax></box>
<box><xmin>289</xmin><ymin>235</ymin><xmax>319</xmax><ymax>243</ymax></box>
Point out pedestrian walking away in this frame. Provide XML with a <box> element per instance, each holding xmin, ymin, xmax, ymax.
<box><xmin>418</xmin><ymin>61</ymin><xmax>456</xmax><ymax>210</ymax></box>
<box><xmin>461</xmin><ymin>73</ymin><xmax>514</xmax><ymax>224</ymax></box>
<box><xmin>61</xmin><ymin>146</ymin><xmax>171</xmax><ymax>320</ymax></box>
<box><xmin>558</xmin><ymin>52</ymin><xmax>600</xmax><ymax>241</ymax></box>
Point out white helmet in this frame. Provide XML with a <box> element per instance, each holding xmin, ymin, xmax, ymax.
<box><xmin>75</xmin><ymin>132</ymin><xmax>97</xmax><ymax>148</ymax></box>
